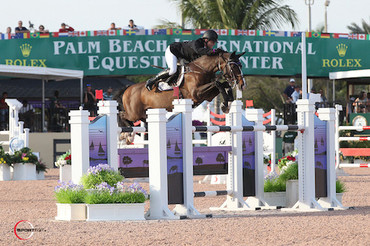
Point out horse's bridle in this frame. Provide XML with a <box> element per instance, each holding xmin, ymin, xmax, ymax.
<box><xmin>218</xmin><ymin>53</ymin><xmax>245</xmax><ymax>89</ymax></box>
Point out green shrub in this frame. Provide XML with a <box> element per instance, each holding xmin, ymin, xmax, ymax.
<box><xmin>336</xmin><ymin>179</ymin><xmax>346</xmax><ymax>193</ymax></box>
<box><xmin>279</xmin><ymin>163</ymin><xmax>299</xmax><ymax>182</ymax></box>
<box><xmin>54</xmin><ymin>182</ymin><xmax>87</xmax><ymax>203</ymax></box>
<box><xmin>81</xmin><ymin>164</ymin><xmax>124</xmax><ymax>189</ymax></box>
<box><xmin>264</xmin><ymin>177</ymin><xmax>286</xmax><ymax>192</ymax></box>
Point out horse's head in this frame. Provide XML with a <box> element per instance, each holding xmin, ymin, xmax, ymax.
<box><xmin>219</xmin><ymin>51</ymin><xmax>246</xmax><ymax>91</ymax></box>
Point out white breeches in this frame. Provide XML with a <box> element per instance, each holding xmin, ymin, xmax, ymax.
<box><xmin>165</xmin><ymin>46</ymin><xmax>178</xmax><ymax>75</ymax></box>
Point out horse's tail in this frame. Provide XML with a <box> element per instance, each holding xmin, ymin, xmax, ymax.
<box><xmin>113</xmin><ymin>85</ymin><xmax>133</xmax><ymax>127</ymax></box>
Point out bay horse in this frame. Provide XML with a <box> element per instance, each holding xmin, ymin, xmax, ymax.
<box><xmin>117</xmin><ymin>51</ymin><xmax>246</xmax><ymax>127</ymax></box>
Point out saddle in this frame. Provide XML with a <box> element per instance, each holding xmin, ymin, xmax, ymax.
<box><xmin>157</xmin><ymin>64</ymin><xmax>186</xmax><ymax>91</ymax></box>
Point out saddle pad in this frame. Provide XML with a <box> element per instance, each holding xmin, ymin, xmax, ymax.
<box><xmin>157</xmin><ymin>66</ymin><xmax>185</xmax><ymax>91</ymax></box>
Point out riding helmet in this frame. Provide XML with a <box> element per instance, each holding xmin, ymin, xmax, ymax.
<box><xmin>202</xmin><ymin>30</ymin><xmax>218</xmax><ymax>42</ymax></box>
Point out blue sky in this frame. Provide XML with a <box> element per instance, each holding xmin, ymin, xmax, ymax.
<box><xmin>0</xmin><ymin>0</ymin><xmax>368</xmax><ymax>33</ymax></box>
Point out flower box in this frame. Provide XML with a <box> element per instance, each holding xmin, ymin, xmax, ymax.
<box><xmin>13</xmin><ymin>163</ymin><xmax>37</xmax><ymax>180</ymax></box>
<box><xmin>0</xmin><ymin>164</ymin><xmax>11</xmax><ymax>181</ymax></box>
<box><xmin>60</xmin><ymin>164</ymin><xmax>71</xmax><ymax>182</ymax></box>
<box><xmin>55</xmin><ymin>203</ymin><xmax>87</xmax><ymax>221</ymax></box>
<box><xmin>264</xmin><ymin>192</ymin><xmax>286</xmax><ymax>207</ymax></box>
<box><xmin>36</xmin><ymin>171</ymin><xmax>45</xmax><ymax>180</ymax></box>
<box><xmin>286</xmin><ymin>179</ymin><xmax>299</xmax><ymax>208</ymax></box>
<box><xmin>86</xmin><ymin>203</ymin><xmax>145</xmax><ymax>221</ymax></box>
<box><xmin>336</xmin><ymin>193</ymin><xmax>343</xmax><ymax>203</ymax></box>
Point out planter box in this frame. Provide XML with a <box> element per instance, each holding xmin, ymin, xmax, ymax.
<box><xmin>264</xmin><ymin>192</ymin><xmax>286</xmax><ymax>207</ymax></box>
<box><xmin>55</xmin><ymin>203</ymin><xmax>86</xmax><ymax>221</ymax></box>
<box><xmin>60</xmin><ymin>165</ymin><xmax>71</xmax><ymax>182</ymax></box>
<box><xmin>36</xmin><ymin>171</ymin><xmax>45</xmax><ymax>180</ymax></box>
<box><xmin>336</xmin><ymin>193</ymin><xmax>343</xmax><ymax>203</ymax></box>
<box><xmin>86</xmin><ymin>203</ymin><xmax>145</xmax><ymax>221</ymax></box>
<box><xmin>286</xmin><ymin>180</ymin><xmax>299</xmax><ymax>208</ymax></box>
<box><xmin>13</xmin><ymin>163</ymin><xmax>37</xmax><ymax>180</ymax></box>
<box><xmin>0</xmin><ymin>164</ymin><xmax>11</xmax><ymax>181</ymax></box>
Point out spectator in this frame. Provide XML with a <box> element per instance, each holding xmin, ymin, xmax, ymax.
<box><xmin>128</xmin><ymin>19</ymin><xmax>139</xmax><ymax>30</ymax></box>
<box><xmin>0</xmin><ymin>92</ymin><xmax>9</xmax><ymax>130</ymax></box>
<box><xmin>353</xmin><ymin>91</ymin><xmax>368</xmax><ymax>113</ymax></box>
<box><xmin>37</xmin><ymin>25</ymin><xmax>49</xmax><ymax>33</ymax></box>
<box><xmin>319</xmin><ymin>89</ymin><xmax>327</xmax><ymax>103</ymax></box>
<box><xmin>59</xmin><ymin>23</ymin><xmax>74</xmax><ymax>32</ymax></box>
<box><xmin>103</xmin><ymin>87</ymin><xmax>114</xmax><ymax>100</ymax></box>
<box><xmin>19</xmin><ymin>100</ymin><xmax>35</xmax><ymax>130</ymax></box>
<box><xmin>108</xmin><ymin>22</ymin><xmax>120</xmax><ymax>30</ymax></box>
<box><xmin>15</xmin><ymin>21</ymin><xmax>29</xmax><ymax>33</ymax></box>
<box><xmin>83</xmin><ymin>84</ymin><xmax>97</xmax><ymax>116</ymax></box>
<box><xmin>283</xmin><ymin>78</ymin><xmax>296</xmax><ymax>103</ymax></box>
<box><xmin>50</xmin><ymin>90</ymin><xmax>67</xmax><ymax>131</ymax></box>
<box><xmin>283</xmin><ymin>131</ymin><xmax>297</xmax><ymax>155</ymax></box>
<box><xmin>6</xmin><ymin>27</ymin><xmax>11</xmax><ymax>34</ymax></box>
<box><xmin>291</xmin><ymin>86</ymin><xmax>301</xmax><ymax>103</ymax></box>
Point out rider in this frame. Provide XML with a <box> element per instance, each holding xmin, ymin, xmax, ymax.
<box><xmin>145</xmin><ymin>29</ymin><xmax>223</xmax><ymax>91</ymax></box>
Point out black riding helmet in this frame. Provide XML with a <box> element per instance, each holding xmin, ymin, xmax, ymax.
<box><xmin>202</xmin><ymin>30</ymin><xmax>218</xmax><ymax>42</ymax></box>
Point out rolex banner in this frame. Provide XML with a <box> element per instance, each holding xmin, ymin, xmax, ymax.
<box><xmin>0</xmin><ymin>35</ymin><xmax>368</xmax><ymax>77</ymax></box>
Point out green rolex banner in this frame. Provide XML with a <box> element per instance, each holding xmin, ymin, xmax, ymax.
<box><xmin>0</xmin><ymin>35</ymin><xmax>368</xmax><ymax>77</ymax></box>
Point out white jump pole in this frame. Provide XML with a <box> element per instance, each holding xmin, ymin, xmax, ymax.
<box><xmin>97</xmin><ymin>101</ymin><xmax>119</xmax><ymax>171</ymax></box>
<box><xmin>301</xmin><ymin>32</ymin><xmax>308</xmax><ymax>99</ymax></box>
<box><xmin>69</xmin><ymin>107</ymin><xmax>90</xmax><ymax>184</ymax></box>
<box><xmin>146</xmin><ymin>108</ymin><xmax>178</xmax><ymax>220</ymax></box>
<box><xmin>317</xmin><ymin>108</ymin><xmax>345</xmax><ymax>209</ymax></box>
<box><xmin>270</xmin><ymin>109</ymin><xmax>276</xmax><ymax>173</ymax></box>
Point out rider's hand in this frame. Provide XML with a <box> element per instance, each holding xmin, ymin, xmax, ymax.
<box><xmin>214</xmin><ymin>48</ymin><xmax>224</xmax><ymax>53</ymax></box>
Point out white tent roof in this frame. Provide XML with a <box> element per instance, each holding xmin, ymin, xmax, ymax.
<box><xmin>329</xmin><ymin>69</ymin><xmax>370</xmax><ymax>80</ymax></box>
<box><xmin>0</xmin><ymin>65</ymin><xmax>83</xmax><ymax>80</ymax></box>
<box><xmin>0</xmin><ymin>65</ymin><xmax>84</xmax><ymax>132</ymax></box>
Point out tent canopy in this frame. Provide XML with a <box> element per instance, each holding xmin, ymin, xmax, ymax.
<box><xmin>0</xmin><ymin>65</ymin><xmax>83</xmax><ymax>80</ymax></box>
<box><xmin>329</xmin><ymin>69</ymin><xmax>370</xmax><ymax>80</ymax></box>
<box><xmin>0</xmin><ymin>65</ymin><xmax>84</xmax><ymax>132</ymax></box>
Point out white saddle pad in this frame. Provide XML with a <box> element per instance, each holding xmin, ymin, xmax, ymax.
<box><xmin>157</xmin><ymin>66</ymin><xmax>185</xmax><ymax>91</ymax></box>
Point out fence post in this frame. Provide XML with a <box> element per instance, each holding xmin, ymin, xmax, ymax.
<box><xmin>172</xmin><ymin>99</ymin><xmax>202</xmax><ymax>217</ymax></box>
<box><xmin>317</xmin><ymin>107</ymin><xmax>344</xmax><ymax>208</ymax></box>
<box><xmin>245</xmin><ymin>108</ymin><xmax>267</xmax><ymax>207</ymax></box>
<box><xmin>295</xmin><ymin>98</ymin><xmax>325</xmax><ymax>210</ymax></box>
<box><xmin>69</xmin><ymin>108</ymin><xmax>90</xmax><ymax>184</ymax></box>
<box><xmin>97</xmin><ymin>100</ymin><xmax>119</xmax><ymax>171</ymax></box>
<box><xmin>146</xmin><ymin>108</ymin><xmax>178</xmax><ymax>220</ymax></box>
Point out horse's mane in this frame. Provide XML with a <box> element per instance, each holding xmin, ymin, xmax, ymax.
<box><xmin>191</xmin><ymin>51</ymin><xmax>230</xmax><ymax>64</ymax></box>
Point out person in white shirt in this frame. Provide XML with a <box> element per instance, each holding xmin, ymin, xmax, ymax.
<box><xmin>291</xmin><ymin>86</ymin><xmax>301</xmax><ymax>103</ymax></box>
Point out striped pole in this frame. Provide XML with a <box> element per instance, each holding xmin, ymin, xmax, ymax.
<box><xmin>338</xmin><ymin>126</ymin><xmax>370</xmax><ymax>131</ymax></box>
<box><xmin>339</xmin><ymin>163</ymin><xmax>370</xmax><ymax>168</ymax></box>
<box><xmin>194</xmin><ymin>190</ymin><xmax>232</xmax><ymax>198</ymax></box>
<box><xmin>338</xmin><ymin>136</ymin><xmax>370</xmax><ymax>142</ymax></box>
<box><xmin>192</xmin><ymin>125</ymin><xmax>302</xmax><ymax>133</ymax></box>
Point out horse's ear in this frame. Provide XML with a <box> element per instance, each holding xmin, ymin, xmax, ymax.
<box><xmin>236</xmin><ymin>52</ymin><xmax>246</xmax><ymax>58</ymax></box>
<box><xmin>229</xmin><ymin>51</ymin><xmax>236</xmax><ymax>59</ymax></box>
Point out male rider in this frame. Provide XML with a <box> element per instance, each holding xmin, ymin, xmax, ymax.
<box><xmin>145</xmin><ymin>30</ymin><xmax>223</xmax><ymax>91</ymax></box>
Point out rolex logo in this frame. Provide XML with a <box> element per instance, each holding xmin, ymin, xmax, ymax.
<box><xmin>20</xmin><ymin>44</ymin><xmax>32</xmax><ymax>57</ymax></box>
<box><xmin>336</xmin><ymin>44</ymin><xmax>348</xmax><ymax>57</ymax></box>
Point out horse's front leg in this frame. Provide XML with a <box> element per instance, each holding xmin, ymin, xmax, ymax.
<box><xmin>215</xmin><ymin>81</ymin><xmax>234</xmax><ymax>113</ymax></box>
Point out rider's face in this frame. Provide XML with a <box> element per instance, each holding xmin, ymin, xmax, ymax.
<box><xmin>207</xmin><ymin>40</ymin><xmax>216</xmax><ymax>49</ymax></box>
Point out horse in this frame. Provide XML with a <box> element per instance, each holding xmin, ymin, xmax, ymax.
<box><xmin>117</xmin><ymin>51</ymin><xmax>246</xmax><ymax>128</ymax></box>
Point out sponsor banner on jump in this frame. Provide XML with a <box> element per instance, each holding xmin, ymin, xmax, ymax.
<box><xmin>0</xmin><ymin>34</ymin><xmax>369</xmax><ymax>77</ymax></box>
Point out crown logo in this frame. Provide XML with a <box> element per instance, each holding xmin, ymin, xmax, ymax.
<box><xmin>336</xmin><ymin>44</ymin><xmax>348</xmax><ymax>57</ymax></box>
<box><xmin>20</xmin><ymin>44</ymin><xmax>32</xmax><ymax>57</ymax></box>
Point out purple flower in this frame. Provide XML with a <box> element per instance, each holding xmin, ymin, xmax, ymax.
<box><xmin>87</xmin><ymin>164</ymin><xmax>113</xmax><ymax>175</ymax></box>
<box><xmin>54</xmin><ymin>181</ymin><xmax>84</xmax><ymax>193</ymax></box>
<box><xmin>116</xmin><ymin>182</ymin><xmax>147</xmax><ymax>196</ymax></box>
<box><xmin>96</xmin><ymin>182</ymin><xmax>115</xmax><ymax>195</ymax></box>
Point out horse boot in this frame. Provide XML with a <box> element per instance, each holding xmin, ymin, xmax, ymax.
<box><xmin>145</xmin><ymin>69</ymin><xmax>170</xmax><ymax>91</ymax></box>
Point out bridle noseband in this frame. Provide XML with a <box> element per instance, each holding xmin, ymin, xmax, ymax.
<box><xmin>218</xmin><ymin>53</ymin><xmax>244</xmax><ymax>88</ymax></box>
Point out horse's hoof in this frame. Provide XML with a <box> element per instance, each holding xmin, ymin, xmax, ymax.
<box><xmin>221</xmin><ymin>103</ymin><xmax>229</xmax><ymax>114</ymax></box>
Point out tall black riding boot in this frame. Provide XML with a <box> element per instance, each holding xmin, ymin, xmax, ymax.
<box><xmin>145</xmin><ymin>69</ymin><xmax>170</xmax><ymax>91</ymax></box>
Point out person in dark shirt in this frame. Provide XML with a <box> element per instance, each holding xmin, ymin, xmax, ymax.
<box><xmin>83</xmin><ymin>84</ymin><xmax>97</xmax><ymax>116</ymax></box>
<box><xmin>145</xmin><ymin>29</ymin><xmax>223</xmax><ymax>91</ymax></box>
<box><xmin>283</xmin><ymin>78</ymin><xmax>296</xmax><ymax>103</ymax></box>
<box><xmin>15</xmin><ymin>21</ymin><xmax>29</xmax><ymax>33</ymax></box>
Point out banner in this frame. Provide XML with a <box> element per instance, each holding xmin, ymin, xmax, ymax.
<box><xmin>0</xmin><ymin>34</ymin><xmax>369</xmax><ymax>77</ymax></box>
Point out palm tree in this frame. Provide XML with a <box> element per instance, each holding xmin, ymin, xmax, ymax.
<box><xmin>172</xmin><ymin>0</ymin><xmax>298</xmax><ymax>30</ymax></box>
<box><xmin>347</xmin><ymin>18</ymin><xmax>370</xmax><ymax>34</ymax></box>
<box><xmin>154</xmin><ymin>19</ymin><xmax>182</xmax><ymax>29</ymax></box>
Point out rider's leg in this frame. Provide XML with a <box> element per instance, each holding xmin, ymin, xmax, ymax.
<box><xmin>145</xmin><ymin>47</ymin><xmax>177</xmax><ymax>91</ymax></box>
